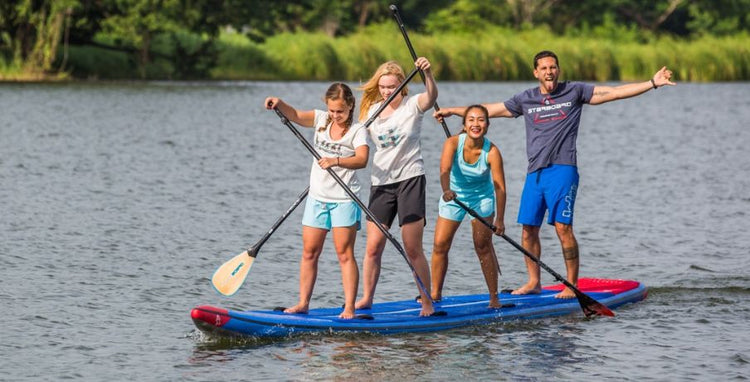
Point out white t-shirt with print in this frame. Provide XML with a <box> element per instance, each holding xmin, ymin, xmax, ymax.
<box><xmin>309</xmin><ymin>109</ymin><xmax>368</xmax><ymax>202</ymax></box>
<box><xmin>366</xmin><ymin>95</ymin><xmax>425</xmax><ymax>186</ymax></box>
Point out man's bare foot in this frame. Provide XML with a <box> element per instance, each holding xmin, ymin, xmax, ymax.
<box><xmin>283</xmin><ymin>303</ymin><xmax>308</xmax><ymax>314</ymax></box>
<box><xmin>355</xmin><ymin>298</ymin><xmax>372</xmax><ymax>310</ymax></box>
<box><xmin>511</xmin><ymin>282</ymin><xmax>542</xmax><ymax>295</ymax></box>
<box><xmin>554</xmin><ymin>287</ymin><xmax>576</xmax><ymax>299</ymax></box>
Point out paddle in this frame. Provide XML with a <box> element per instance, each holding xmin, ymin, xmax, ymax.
<box><xmin>270</xmin><ymin>66</ymin><xmax>435</xmax><ymax>303</ymax></box>
<box><xmin>451</xmin><ymin>198</ymin><xmax>615</xmax><ymax>317</ymax></box>
<box><xmin>211</xmin><ymin>187</ymin><xmax>309</xmax><ymax>296</ymax></box>
<box><xmin>390</xmin><ymin>4</ymin><xmax>452</xmax><ymax>138</ymax></box>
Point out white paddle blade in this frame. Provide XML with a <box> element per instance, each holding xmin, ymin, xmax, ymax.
<box><xmin>211</xmin><ymin>251</ymin><xmax>255</xmax><ymax>296</ymax></box>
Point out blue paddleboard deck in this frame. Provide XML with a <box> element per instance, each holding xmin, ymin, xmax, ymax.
<box><xmin>191</xmin><ymin>278</ymin><xmax>647</xmax><ymax>338</ymax></box>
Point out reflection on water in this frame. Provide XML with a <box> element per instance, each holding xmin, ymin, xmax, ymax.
<box><xmin>186</xmin><ymin>316</ymin><xmax>592</xmax><ymax>380</ymax></box>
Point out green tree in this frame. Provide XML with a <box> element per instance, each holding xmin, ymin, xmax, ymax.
<box><xmin>423</xmin><ymin>0</ymin><xmax>512</xmax><ymax>33</ymax></box>
<box><xmin>611</xmin><ymin>0</ymin><xmax>687</xmax><ymax>32</ymax></box>
<box><xmin>0</xmin><ymin>0</ymin><xmax>78</xmax><ymax>77</ymax></box>
<box><xmin>99</xmin><ymin>0</ymin><xmax>182</xmax><ymax>78</ymax></box>
<box><xmin>686</xmin><ymin>0</ymin><xmax>750</xmax><ymax>36</ymax></box>
<box><xmin>219</xmin><ymin>0</ymin><xmax>449</xmax><ymax>41</ymax></box>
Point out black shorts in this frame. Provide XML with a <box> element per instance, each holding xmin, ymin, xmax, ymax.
<box><xmin>367</xmin><ymin>175</ymin><xmax>426</xmax><ymax>227</ymax></box>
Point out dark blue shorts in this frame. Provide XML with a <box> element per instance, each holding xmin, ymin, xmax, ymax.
<box><xmin>517</xmin><ymin>164</ymin><xmax>579</xmax><ymax>226</ymax></box>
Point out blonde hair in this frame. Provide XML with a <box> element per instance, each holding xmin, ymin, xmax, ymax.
<box><xmin>321</xmin><ymin>82</ymin><xmax>355</xmax><ymax>133</ymax></box>
<box><xmin>358</xmin><ymin>61</ymin><xmax>409</xmax><ymax>122</ymax></box>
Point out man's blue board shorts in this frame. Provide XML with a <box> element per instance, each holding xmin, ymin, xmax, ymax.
<box><xmin>518</xmin><ymin>164</ymin><xmax>579</xmax><ymax>226</ymax></box>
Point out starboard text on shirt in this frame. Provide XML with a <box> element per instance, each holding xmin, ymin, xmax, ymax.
<box><xmin>503</xmin><ymin>81</ymin><xmax>595</xmax><ymax>173</ymax></box>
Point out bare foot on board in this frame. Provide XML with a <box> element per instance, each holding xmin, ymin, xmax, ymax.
<box><xmin>488</xmin><ymin>298</ymin><xmax>502</xmax><ymax>309</ymax></box>
<box><xmin>554</xmin><ymin>287</ymin><xmax>577</xmax><ymax>299</ymax></box>
<box><xmin>339</xmin><ymin>306</ymin><xmax>356</xmax><ymax>319</ymax></box>
<box><xmin>283</xmin><ymin>303</ymin><xmax>309</xmax><ymax>314</ymax></box>
<box><xmin>419</xmin><ymin>301</ymin><xmax>435</xmax><ymax>317</ymax></box>
<box><xmin>354</xmin><ymin>298</ymin><xmax>372</xmax><ymax>310</ymax></box>
<box><xmin>511</xmin><ymin>282</ymin><xmax>542</xmax><ymax>295</ymax></box>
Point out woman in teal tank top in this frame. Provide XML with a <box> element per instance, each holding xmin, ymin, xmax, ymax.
<box><xmin>430</xmin><ymin>105</ymin><xmax>507</xmax><ymax>308</ymax></box>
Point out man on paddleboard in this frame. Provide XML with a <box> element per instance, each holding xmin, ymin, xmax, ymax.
<box><xmin>435</xmin><ymin>50</ymin><xmax>675</xmax><ymax>298</ymax></box>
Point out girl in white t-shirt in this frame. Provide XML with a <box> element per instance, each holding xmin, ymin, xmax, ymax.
<box><xmin>265</xmin><ymin>83</ymin><xmax>369</xmax><ymax>319</ymax></box>
<box><xmin>355</xmin><ymin>57</ymin><xmax>438</xmax><ymax>317</ymax></box>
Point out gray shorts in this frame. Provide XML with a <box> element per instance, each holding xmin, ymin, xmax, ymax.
<box><xmin>367</xmin><ymin>175</ymin><xmax>426</xmax><ymax>227</ymax></box>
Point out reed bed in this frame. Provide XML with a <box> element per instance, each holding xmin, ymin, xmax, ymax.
<box><xmin>210</xmin><ymin>27</ymin><xmax>748</xmax><ymax>82</ymax></box>
<box><xmin>4</xmin><ymin>25</ymin><xmax>746</xmax><ymax>81</ymax></box>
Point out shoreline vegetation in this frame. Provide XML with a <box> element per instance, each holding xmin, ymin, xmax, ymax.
<box><xmin>2</xmin><ymin>25</ymin><xmax>748</xmax><ymax>83</ymax></box>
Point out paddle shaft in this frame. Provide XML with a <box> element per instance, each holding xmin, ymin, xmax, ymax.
<box><xmin>451</xmin><ymin>198</ymin><xmax>614</xmax><ymax>317</ymax></box>
<box><xmin>390</xmin><ymin>4</ymin><xmax>451</xmax><ymax>138</ymax></box>
<box><xmin>271</xmin><ymin>67</ymin><xmax>433</xmax><ymax>301</ymax></box>
<box><xmin>248</xmin><ymin>186</ymin><xmax>308</xmax><ymax>258</ymax></box>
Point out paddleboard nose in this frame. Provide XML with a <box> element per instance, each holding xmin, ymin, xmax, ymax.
<box><xmin>191</xmin><ymin>305</ymin><xmax>230</xmax><ymax>328</ymax></box>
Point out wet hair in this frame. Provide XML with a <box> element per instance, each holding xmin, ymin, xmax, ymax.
<box><xmin>358</xmin><ymin>61</ymin><xmax>408</xmax><ymax>122</ymax></box>
<box><xmin>461</xmin><ymin>104</ymin><xmax>490</xmax><ymax>129</ymax></box>
<box><xmin>322</xmin><ymin>82</ymin><xmax>355</xmax><ymax>132</ymax></box>
<box><xmin>533</xmin><ymin>50</ymin><xmax>559</xmax><ymax>69</ymax></box>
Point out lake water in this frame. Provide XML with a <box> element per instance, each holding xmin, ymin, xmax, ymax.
<box><xmin>2</xmin><ymin>81</ymin><xmax>749</xmax><ymax>381</ymax></box>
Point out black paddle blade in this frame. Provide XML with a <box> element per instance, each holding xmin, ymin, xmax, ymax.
<box><xmin>575</xmin><ymin>289</ymin><xmax>615</xmax><ymax>317</ymax></box>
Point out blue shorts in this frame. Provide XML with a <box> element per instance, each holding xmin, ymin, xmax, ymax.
<box><xmin>302</xmin><ymin>198</ymin><xmax>361</xmax><ymax>230</ymax></box>
<box><xmin>517</xmin><ymin>164</ymin><xmax>579</xmax><ymax>226</ymax></box>
<box><xmin>439</xmin><ymin>195</ymin><xmax>495</xmax><ymax>222</ymax></box>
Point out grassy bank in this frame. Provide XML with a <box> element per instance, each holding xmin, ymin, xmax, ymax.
<box><xmin>0</xmin><ymin>60</ymin><xmax>70</xmax><ymax>81</ymax></box>
<box><xmin>212</xmin><ymin>25</ymin><xmax>747</xmax><ymax>82</ymax></box>
<box><xmin>3</xmin><ymin>24</ymin><xmax>748</xmax><ymax>82</ymax></box>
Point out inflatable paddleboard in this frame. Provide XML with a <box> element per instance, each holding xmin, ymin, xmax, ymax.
<box><xmin>191</xmin><ymin>278</ymin><xmax>646</xmax><ymax>338</ymax></box>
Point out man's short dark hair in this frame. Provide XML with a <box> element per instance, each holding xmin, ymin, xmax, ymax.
<box><xmin>534</xmin><ymin>50</ymin><xmax>559</xmax><ymax>68</ymax></box>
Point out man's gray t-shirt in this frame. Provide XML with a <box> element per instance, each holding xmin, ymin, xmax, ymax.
<box><xmin>504</xmin><ymin>81</ymin><xmax>595</xmax><ymax>173</ymax></box>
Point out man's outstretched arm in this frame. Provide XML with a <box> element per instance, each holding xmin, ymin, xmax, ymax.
<box><xmin>589</xmin><ymin>66</ymin><xmax>676</xmax><ymax>105</ymax></box>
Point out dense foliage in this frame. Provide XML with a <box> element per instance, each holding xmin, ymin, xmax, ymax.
<box><xmin>1</xmin><ymin>0</ymin><xmax>748</xmax><ymax>80</ymax></box>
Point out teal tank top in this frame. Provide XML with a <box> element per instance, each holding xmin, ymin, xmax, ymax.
<box><xmin>450</xmin><ymin>134</ymin><xmax>494</xmax><ymax>200</ymax></box>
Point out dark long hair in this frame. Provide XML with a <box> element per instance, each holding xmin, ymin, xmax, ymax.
<box><xmin>461</xmin><ymin>104</ymin><xmax>490</xmax><ymax>128</ymax></box>
<box><xmin>321</xmin><ymin>82</ymin><xmax>356</xmax><ymax>132</ymax></box>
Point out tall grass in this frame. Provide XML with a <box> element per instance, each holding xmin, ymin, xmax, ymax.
<box><xmin>211</xmin><ymin>26</ymin><xmax>749</xmax><ymax>82</ymax></box>
<box><xmin>0</xmin><ymin>56</ymin><xmax>69</xmax><ymax>81</ymax></box>
<box><xmin>5</xmin><ymin>25</ymin><xmax>746</xmax><ymax>81</ymax></box>
<box><xmin>210</xmin><ymin>32</ymin><xmax>277</xmax><ymax>80</ymax></box>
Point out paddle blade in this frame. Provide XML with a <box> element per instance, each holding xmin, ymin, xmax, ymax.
<box><xmin>575</xmin><ymin>289</ymin><xmax>615</xmax><ymax>317</ymax></box>
<box><xmin>211</xmin><ymin>251</ymin><xmax>255</xmax><ymax>296</ymax></box>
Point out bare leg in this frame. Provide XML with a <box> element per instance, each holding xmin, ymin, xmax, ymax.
<box><xmin>471</xmin><ymin>216</ymin><xmax>500</xmax><ymax>308</ymax></box>
<box><xmin>512</xmin><ymin>224</ymin><xmax>542</xmax><ymax>295</ymax></box>
<box><xmin>355</xmin><ymin>220</ymin><xmax>387</xmax><ymax>310</ymax></box>
<box><xmin>554</xmin><ymin>222</ymin><xmax>579</xmax><ymax>299</ymax></box>
<box><xmin>401</xmin><ymin>219</ymin><xmax>434</xmax><ymax>316</ymax></box>
<box><xmin>332</xmin><ymin>225</ymin><xmax>359</xmax><ymax>318</ymax></box>
<box><xmin>430</xmin><ymin>217</ymin><xmax>461</xmax><ymax>302</ymax></box>
<box><xmin>285</xmin><ymin>226</ymin><xmax>326</xmax><ymax>314</ymax></box>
